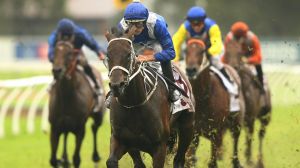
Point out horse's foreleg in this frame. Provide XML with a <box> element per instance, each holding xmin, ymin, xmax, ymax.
<box><xmin>229</xmin><ymin>114</ymin><xmax>242</xmax><ymax>168</ymax></box>
<box><xmin>245</xmin><ymin>119</ymin><xmax>255</xmax><ymax>165</ymax></box>
<box><xmin>91</xmin><ymin>112</ymin><xmax>103</xmax><ymax>163</ymax></box>
<box><xmin>209</xmin><ymin>133</ymin><xmax>221</xmax><ymax>168</ymax></box>
<box><xmin>257</xmin><ymin>115</ymin><xmax>270</xmax><ymax>168</ymax></box>
<box><xmin>128</xmin><ymin>150</ymin><xmax>146</xmax><ymax>168</ymax></box>
<box><xmin>174</xmin><ymin>112</ymin><xmax>194</xmax><ymax>168</ymax></box>
<box><xmin>186</xmin><ymin>133</ymin><xmax>200</xmax><ymax>167</ymax></box>
<box><xmin>73</xmin><ymin>128</ymin><xmax>85</xmax><ymax>168</ymax></box>
<box><xmin>152</xmin><ymin>144</ymin><xmax>167</xmax><ymax>168</ymax></box>
<box><xmin>50</xmin><ymin>128</ymin><xmax>60</xmax><ymax>168</ymax></box>
<box><xmin>61</xmin><ymin>132</ymin><xmax>70</xmax><ymax>167</ymax></box>
<box><xmin>106</xmin><ymin>135</ymin><xmax>127</xmax><ymax>168</ymax></box>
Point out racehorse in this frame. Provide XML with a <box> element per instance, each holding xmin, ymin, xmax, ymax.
<box><xmin>184</xmin><ymin>38</ymin><xmax>243</xmax><ymax>168</ymax></box>
<box><xmin>223</xmin><ymin>40</ymin><xmax>272</xmax><ymax>167</ymax></box>
<box><xmin>49</xmin><ymin>36</ymin><xmax>105</xmax><ymax>168</ymax></box>
<box><xmin>105</xmin><ymin>27</ymin><xmax>194</xmax><ymax>168</ymax></box>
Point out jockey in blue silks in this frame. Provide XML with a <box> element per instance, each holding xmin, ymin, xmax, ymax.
<box><xmin>117</xmin><ymin>1</ymin><xmax>179</xmax><ymax>102</ymax></box>
<box><xmin>48</xmin><ymin>18</ymin><xmax>106</xmax><ymax>96</ymax></box>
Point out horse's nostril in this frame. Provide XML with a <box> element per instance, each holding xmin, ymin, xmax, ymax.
<box><xmin>119</xmin><ymin>82</ymin><xmax>125</xmax><ymax>87</ymax></box>
<box><xmin>52</xmin><ymin>68</ymin><xmax>62</xmax><ymax>74</ymax></box>
<box><xmin>186</xmin><ymin>67</ymin><xmax>197</xmax><ymax>77</ymax></box>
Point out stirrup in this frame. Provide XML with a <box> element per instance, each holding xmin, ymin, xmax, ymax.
<box><xmin>169</xmin><ymin>89</ymin><xmax>180</xmax><ymax>102</ymax></box>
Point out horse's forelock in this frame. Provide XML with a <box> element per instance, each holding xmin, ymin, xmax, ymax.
<box><xmin>108</xmin><ymin>39</ymin><xmax>131</xmax><ymax>57</ymax></box>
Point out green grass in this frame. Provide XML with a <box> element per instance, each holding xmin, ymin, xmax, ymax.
<box><xmin>0</xmin><ymin>104</ymin><xmax>299</xmax><ymax>168</ymax></box>
<box><xmin>1</xmin><ymin>70</ymin><xmax>300</xmax><ymax>167</ymax></box>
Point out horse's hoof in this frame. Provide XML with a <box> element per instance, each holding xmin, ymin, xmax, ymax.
<box><xmin>233</xmin><ymin>159</ymin><xmax>243</xmax><ymax>168</ymax></box>
<box><xmin>246</xmin><ymin>159</ymin><xmax>254</xmax><ymax>166</ymax></box>
<box><xmin>208</xmin><ymin>161</ymin><xmax>217</xmax><ymax>168</ymax></box>
<box><xmin>92</xmin><ymin>153</ymin><xmax>101</xmax><ymax>162</ymax></box>
<box><xmin>257</xmin><ymin>159</ymin><xmax>264</xmax><ymax>168</ymax></box>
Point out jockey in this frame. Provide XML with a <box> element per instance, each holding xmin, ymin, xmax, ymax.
<box><xmin>172</xmin><ymin>6</ymin><xmax>232</xmax><ymax>82</ymax></box>
<box><xmin>224</xmin><ymin>21</ymin><xmax>265</xmax><ymax>93</ymax></box>
<box><xmin>117</xmin><ymin>0</ymin><xmax>179</xmax><ymax>102</ymax></box>
<box><xmin>48</xmin><ymin>18</ymin><xmax>106</xmax><ymax>96</ymax></box>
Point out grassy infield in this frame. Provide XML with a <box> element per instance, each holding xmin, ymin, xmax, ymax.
<box><xmin>0</xmin><ymin>70</ymin><xmax>300</xmax><ymax>168</ymax></box>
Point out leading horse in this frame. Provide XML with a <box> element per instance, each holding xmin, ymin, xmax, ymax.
<box><xmin>185</xmin><ymin>38</ymin><xmax>243</xmax><ymax>168</ymax></box>
<box><xmin>49</xmin><ymin>37</ymin><xmax>105</xmax><ymax>168</ymax></box>
<box><xmin>223</xmin><ymin>40</ymin><xmax>272</xmax><ymax>167</ymax></box>
<box><xmin>105</xmin><ymin>27</ymin><xmax>194</xmax><ymax>168</ymax></box>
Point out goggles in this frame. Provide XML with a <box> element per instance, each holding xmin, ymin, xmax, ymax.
<box><xmin>125</xmin><ymin>20</ymin><xmax>145</xmax><ymax>29</ymax></box>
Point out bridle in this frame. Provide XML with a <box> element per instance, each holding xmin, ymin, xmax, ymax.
<box><xmin>106</xmin><ymin>37</ymin><xmax>158</xmax><ymax>108</ymax></box>
<box><xmin>107</xmin><ymin>37</ymin><xmax>141</xmax><ymax>86</ymax></box>
<box><xmin>186</xmin><ymin>39</ymin><xmax>209</xmax><ymax>79</ymax></box>
<box><xmin>55</xmin><ymin>41</ymin><xmax>78</xmax><ymax>79</ymax></box>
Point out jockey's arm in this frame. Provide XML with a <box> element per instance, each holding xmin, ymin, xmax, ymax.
<box><xmin>153</xmin><ymin>20</ymin><xmax>175</xmax><ymax>62</ymax></box>
<box><xmin>247</xmin><ymin>35</ymin><xmax>262</xmax><ymax>65</ymax></box>
<box><xmin>207</xmin><ymin>24</ymin><xmax>223</xmax><ymax>57</ymax></box>
<box><xmin>48</xmin><ymin>31</ymin><xmax>57</xmax><ymax>63</ymax></box>
<box><xmin>172</xmin><ymin>24</ymin><xmax>187</xmax><ymax>62</ymax></box>
<box><xmin>81</xmin><ymin>28</ymin><xmax>105</xmax><ymax>56</ymax></box>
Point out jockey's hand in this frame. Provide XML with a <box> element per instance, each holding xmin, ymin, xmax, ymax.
<box><xmin>241</xmin><ymin>56</ymin><xmax>248</xmax><ymax>63</ymax></box>
<box><xmin>98</xmin><ymin>52</ymin><xmax>105</xmax><ymax>60</ymax></box>
<box><xmin>136</xmin><ymin>54</ymin><xmax>156</xmax><ymax>62</ymax></box>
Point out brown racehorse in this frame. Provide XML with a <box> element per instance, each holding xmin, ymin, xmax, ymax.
<box><xmin>49</xmin><ymin>37</ymin><xmax>105</xmax><ymax>168</ymax></box>
<box><xmin>185</xmin><ymin>38</ymin><xmax>243</xmax><ymax>168</ymax></box>
<box><xmin>223</xmin><ymin>40</ymin><xmax>272</xmax><ymax>168</ymax></box>
<box><xmin>105</xmin><ymin>27</ymin><xmax>194</xmax><ymax>168</ymax></box>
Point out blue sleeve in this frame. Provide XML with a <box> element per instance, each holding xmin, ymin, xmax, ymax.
<box><xmin>153</xmin><ymin>20</ymin><xmax>175</xmax><ymax>62</ymax></box>
<box><xmin>204</xmin><ymin>18</ymin><xmax>216</xmax><ymax>31</ymax></box>
<box><xmin>48</xmin><ymin>31</ymin><xmax>57</xmax><ymax>62</ymax></box>
<box><xmin>79</xmin><ymin>27</ymin><xmax>106</xmax><ymax>55</ymax></box>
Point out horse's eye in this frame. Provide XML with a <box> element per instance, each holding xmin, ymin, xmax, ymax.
<box><xmin>128</xmin><ymin>53</ymin><xmax>131</xmax><ymax>60</ymax></box>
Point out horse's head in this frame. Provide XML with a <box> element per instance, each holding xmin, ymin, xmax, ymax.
<box><xmin>224</xmin><ymin>40</ymin><xmax>243</xmax><ymax>68</ymax></box>
<box><xmin>185</xmin><ymin>38</ymin><xmax>207</xmax><ymax>78</ymax></box>
<box><xmin>52</xmin><ymin>36</ymin><xmax>77</xmax><ymax>80</ymax></box>
<box><xmin>105</xmin><ymin>26</ymin><xmax>137</xmax><ymax>96</ymax></box>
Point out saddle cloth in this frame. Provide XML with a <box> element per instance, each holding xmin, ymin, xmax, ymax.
<box><xmin>210</xmin><ymin>66</ymin><xmax>240</xmax><ymax>112</ymax></box>
<box><xmin>146</xmin><ymin>62</ymin><xmax>195</xmax><ymax>114</ymax></box>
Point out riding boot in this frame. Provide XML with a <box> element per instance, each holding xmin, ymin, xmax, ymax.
<box><xmin>161</xmin><ymin>61</ymin><xmax>180</xmax><ymax>102</ymax></box>
<box><xmin>255</xmin><ymin>64</ymin><xmax>265</xmax><ymax>94</ymax></box>
<box><xmin>220</xmin><ymin>67</ymin><xmax>232</xmax><ymax>83</ymax></box>
<box><xmin>105</xmin><ymin>91</ymin><xmax>113</xmax><ymax>109</ymax></box>
<box><xmin>84</xmin><ymin>65</ymin><xmax>102</xmax><ymax>97</ymax></box>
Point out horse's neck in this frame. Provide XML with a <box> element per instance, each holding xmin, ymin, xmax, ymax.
<box><xmin>55</xmin><ymin>71</ymin><xmax>87</xmax><ymax>97</ymax></box>
<box><xmin>239</xmin><ymin>66</ymin><xmax>255</xmax><ymax>84</ymax></box>
<box><xmin>192</xmin><ymin>67</ymin><xmax>211</xmax><ymax>97</ymax></box>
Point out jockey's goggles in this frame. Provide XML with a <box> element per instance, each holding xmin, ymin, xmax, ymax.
<box><xmin>190</xmin><ymin>20</ymin><xmax>203</xmax><ymax>26</ymax></box>
<box><xmin>125</xmin><ymin>20</ymin><xmax>146</xmax><ymax>29</ymax></box>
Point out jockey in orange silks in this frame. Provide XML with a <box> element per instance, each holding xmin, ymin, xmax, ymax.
<box><xmin>224</xmin><ymin>21</ymin><xmax>265</xmax><ymax>93</ymax></box>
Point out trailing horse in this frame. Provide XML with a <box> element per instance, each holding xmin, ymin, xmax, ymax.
<box><xmin>224</xmin><ymin>40</ymin><xmax>272</xmax><ymax>168</ymax></box>
<box><xmin>49</xmin><ymin>37</ymin><xmax>105</xmax><ymax>168</ymax></box>
<box><xmin>185</xmin><ymin>38</ymin><xmax>243</xmax><ymax>168</ymax></box>
<box><xmin>105</xmin><ymin>27</ymin><xmax>194</xmax><ymax>168</ymax></box>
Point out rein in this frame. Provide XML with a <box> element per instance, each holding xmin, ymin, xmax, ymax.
<box><xmin>107</xmin><ymin>37</ymin><xmax>158</xmax><ymax>108</ymax></box>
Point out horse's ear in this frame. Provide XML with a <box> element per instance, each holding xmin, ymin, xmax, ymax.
<box><xmin>70</xmin><ymin>34</ymin><xmax>75</xmax><ymax>43</ymax></box>
<box><xmin>124</xmin><ymin>25</ymin><xmax>136</xmax><ymax>40</ymax></box>
<box><xmin>57</xmin><ymin>33</ymin><xmax>62</xmax><ymax>41</ymax></box>
<box><xmin>105</xmin><ymin>30</ymin><xmax>113</xmax><ymax>42</ymax></box>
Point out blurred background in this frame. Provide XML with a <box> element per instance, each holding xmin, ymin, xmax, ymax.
<box><xmin>0</xmin><ymin>0</ymin><xmax>299</xmax><ymax>167</ymax></box>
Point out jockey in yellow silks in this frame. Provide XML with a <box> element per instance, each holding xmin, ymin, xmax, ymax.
<box><xmin>172</xmin><ymin>6</ymin><xmax>231</xmax><ymax>81</ymax></box>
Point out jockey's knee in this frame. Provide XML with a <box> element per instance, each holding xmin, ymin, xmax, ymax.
<box><xmin>211</xmin><ymin>57</ymin><xmax>224</xmax><ymax>70</ymax></box>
